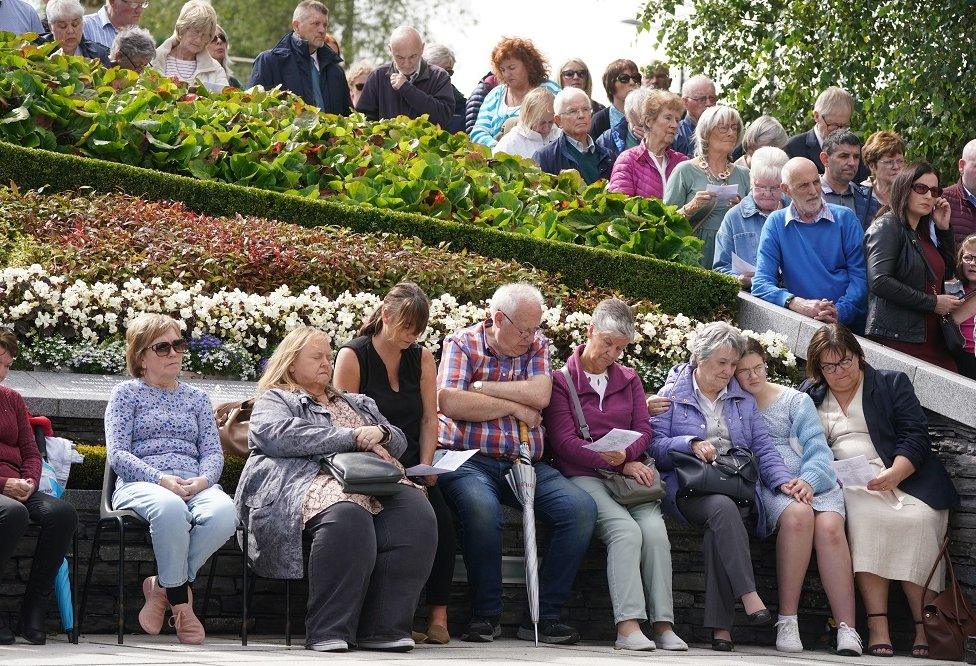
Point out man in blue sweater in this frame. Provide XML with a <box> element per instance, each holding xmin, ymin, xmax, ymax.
<box><xmin>752</xmin><ymin>157</ymin><xmax>867</xmax><ymax>331</ymax></box>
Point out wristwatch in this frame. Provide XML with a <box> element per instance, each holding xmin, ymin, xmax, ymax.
<box><xmin>784</xmin><ymin>295</ymin><xmax>795</xmax><ymax>308</ymax></box>
<box><xmin>472</xmin><ymin>380</ymin><xmax>484</xmax><ymax>392</ymax></box>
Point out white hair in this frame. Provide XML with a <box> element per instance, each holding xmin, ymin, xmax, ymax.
<box><xmin>591</xmin><ymin>299</ymin><xmax>636</xmax><ymax>342</ymax></box>
<box><xmin>389</xmin><ymin>25</ymin><xmax>422</xmax><ymax>46</ymax></box>
<box><xmin>623</xmin><ymin>87</ymin><xmax>650</xmax><ymax>125</ymax></box>
<box><xmin>553</xmin><ymin>87</ymin><xmax>589</xmax><ymax>115</ymax></box>
<box><xmin>741</xmin><ymin>115</ymin><xmax>788</xmax><ymax>155</ymax></box>
<box><xmin>813</xmin><ymin>86</ymin><xmax>853</xmax><ymax>116</ymax></box>
<box><xmin>46</xmin><ymin>0</ymin><xmax>84</xmax><ymax>22</ymax></box>
<box><xmin>423</xmin><ymin>43</ymin><xmax>455</xmax><ymax>71</ymax></box>
<box><xmin>749</xmin><ymin>146</ymin><xmax>789</xmax><ymax>185</ymax></box>
<box><xmin>489</xmin><ymin>283</ymin><xmax>545</xmax><ymax>316</ymax></box>
<box><xmin>694</xmin><ymin>104</ymin><xmax>743</xmax><ymax>159</ymax></box>
<box><xmin>681</xmin><ymin>74</ymin><xmax>715</xmax><ymax>96</ymax></box>
<box><xmin>690</xmin><ymin>322</ymin><xmax>745</xmax><ymax>366</ymax></box>
<box><xmin>110</xmin><ymin>25</ymin><xmax>156</xmax><ymax>63</ymax></box>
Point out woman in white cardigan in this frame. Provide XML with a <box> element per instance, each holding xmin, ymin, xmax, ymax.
<box><xmin>151</xmin><ymin>0</ymin><xmax>228</xmax><ymax>89</ymax></box>
<box><xmin>492</xmin><ymin>87</ymin><xmax>561</xmax><ymax>160</ymax></box>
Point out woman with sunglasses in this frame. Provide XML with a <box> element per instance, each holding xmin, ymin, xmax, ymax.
<box><xmin>863</xmin><ymin>162</ymin><xmax>961</xmax><ymax>371</ymax></box>
<box><xmin>801</xmin><ymin>324</ymin><xmax>959</xmax><ymax>658</ymax></box>
<box><xmin>346</xmin><ymin>60</ymin><xmax>373</xmax><ymax>109</ymax></box>
<box><xmin>206</xmin><ymin>24</ymin><xmax>241</xmax><ymax>88</ymax></box>
<box><xmin>104</xmin><ymin>313</ymin><xmax>237</xmax><ymax>644</ymax></box>
<box><xmin>589</xmin><ymin>59</ymin><xmax>641</xmax><ymax>140</ymax></box>
<box><xmin>557</xmin><ymin>58</ymin><xmax>604</xmax><ymax>115</ymax></box>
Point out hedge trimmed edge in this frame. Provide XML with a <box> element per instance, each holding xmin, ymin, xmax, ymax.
<box><xmin>0</xmin><ymin>141</ymin><xmax>738</xmax><ymax>319</ymax></box>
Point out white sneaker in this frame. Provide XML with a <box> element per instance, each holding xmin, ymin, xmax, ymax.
<box><xmin>308</xmin><ymin>639</ymin><xmax>348</xmax><ymax>652</ymax></box>
<box><xmin>653</xmin><ymin>629</ymin><xmax>689</xmax><ymax>651</ymax></box>
<box><xmin>614</xmin><ymin>630</ymin><xmax>656</xmax><ymax>651</ymax></box>
<box><xmin>836</xmin><ymin>622</ymin><xmax>863</xmax><ymax>656</ymax></box>
<box><xmin>775</xmin><ymin>616</ymin><xmax>803</xmax><ymax>653</ymax></box>
<box><xmin>358</xmin><ymin>637</ymin><xmax>415</xmax><ymax>652</ymax></box>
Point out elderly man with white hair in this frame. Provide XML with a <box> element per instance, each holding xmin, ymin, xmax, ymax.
<box><xmin>672</xmin><ymin>74</ymin><xmax>717</xmax><ymax>157</ymax></box>
<box><xmin>248</xmin><ymin>0</ymin><xmax>351</xmax><ymax>115</ymax></box>
<box><xmin>437</xmin><ymin>283</ymin><xmax>597</xmax><ymax>646</ymax></box>
<box><xmin>355</xmin><ymin>26</ymin><xmax>455</xmax><ymax>128</ymax></box>
<box><xmin>713</xmin><ymin>146</ymin><xmax>790</xmax><ymax>287</ymax></box>
<box><xmin>41</xmin><ymin>0</ymin><xmax>111</xmax><ymax>66</ymax></box>
<box><xmin>82</xmin><ymin>0</ymin><xmax>146</xmax><ymax>50</ymax></box>
<box><xmin>785</xmin><ymin>86</ymin><xmax>869</xmax><ymax>182</ymax></box>
<box><xmin>533</xmin><ymin>87</ymin><xmax>613</xmax><ymax>184</ymax></box>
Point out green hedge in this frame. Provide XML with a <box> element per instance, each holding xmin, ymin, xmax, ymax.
<box><xmin>0</xmin><ymin>141</ymin><xmax>738</xmax><ymax>320</ymax></box>
<box><xmin>70</xmin><ymin>445</ymin><xmax>247</xmax><ymax>494</ymax></box>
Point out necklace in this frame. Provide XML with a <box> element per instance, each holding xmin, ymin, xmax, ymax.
<box><xmin>696</xmin><ymin>155</ymin><xmax>732</xmax><ymax>182</ymax></box>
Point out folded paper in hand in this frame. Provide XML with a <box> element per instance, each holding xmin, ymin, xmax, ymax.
<box><xmin>832</xmin><ymin>455</ymin><xmax>877</xmax><ymax>487</ymax></box>
<box><xmin>706</xmin><ymin>184</ymin><xmax>740</xmax><ymax>201</ymax></box>
<box><xmin>582</xmin><ymin>428</ymin><xmax>643</xmax><ymax>453</ymax></box>
<box><xmin>731</xmin><ymin>252</ymin><xmax>756</xmax><ymax>275</ymax></box>
<box><xmin>405</xmin><ymin>449</ymin><xmax>479</xmax><ymax>476</ymax></box>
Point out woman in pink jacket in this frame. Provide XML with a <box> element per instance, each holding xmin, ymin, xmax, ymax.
<box><xmin>606</xmin><ymin>90</ymin><xmax>688</xmax><ymax>199</ymax></box>
<box><xmin>543</xmin><ymin>299</ymin><xmax>687</xmax><ymax>653</ymax></box>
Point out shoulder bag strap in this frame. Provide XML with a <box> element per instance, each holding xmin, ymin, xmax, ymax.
<box><xmin>922</xmin><ymin>535</ymin><xmax>952</xmax><ymax>592</ymax></box>
<box><xmin>560</xmin><ymin>365</ymin><xmax>592</xmax><ymax>442</ymax></box>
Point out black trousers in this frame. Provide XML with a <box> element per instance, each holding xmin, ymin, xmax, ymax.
<box><xmin>424</xmin><ymin>484</ymin><xmax>456</xmax><ymax>607</ymax></box>
<box><xmin>303</xmin><ymin>487</ymin><xmax>437</xmax><ymax>646</ymax></box>
<box><xmin>0</xmin><ymin>491</ymin><xmax>78</xmax><ymax>603</ymax></box>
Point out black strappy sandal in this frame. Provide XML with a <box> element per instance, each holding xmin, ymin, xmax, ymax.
<box><xmin>866</xmin><ymin>612</ymin><xmax>894</xmax><ymax>658</ymax></box>
<box><xmin>911</xmin><ymin>620</ymin><xmax>929</xmax><ymax>658</ymax></box>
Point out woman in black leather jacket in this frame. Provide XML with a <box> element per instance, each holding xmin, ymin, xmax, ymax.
<box><xmin>863</xmin><ymin>162</ymin><xmax>961</xmax><ymax>371</ymax></box>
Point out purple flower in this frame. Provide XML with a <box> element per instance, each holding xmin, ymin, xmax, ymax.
<box><xmin>190</xmin><ymin>334</ymin><xmax>222</xmax><ymax>353</ymax></box>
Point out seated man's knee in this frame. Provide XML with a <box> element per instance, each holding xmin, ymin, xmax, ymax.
<box><xmin>0</xmin><ymin>500</ymin><xmax>31</xmax><ymax>536</ymax></box>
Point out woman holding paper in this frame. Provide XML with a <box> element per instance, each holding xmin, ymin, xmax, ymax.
<box><xmin>543</xmin><ymin>298</ymin><xmax>688</xmax><ymax>652</ymax></box>
<box><xmin>801</xmin><ymin>324</ymin><xmax>959</xmax><ymax>659</ymax></box>
<box><xmin>333</xmin><ymin>282</ymin><xmax>455</xmax><ymax>645</ymax></box>
<box><xmin>734</xmin><ymin>337</ymin><xmax>859</xmax><ymax>656</ymax></box>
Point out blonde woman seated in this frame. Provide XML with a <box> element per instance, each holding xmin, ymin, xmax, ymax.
<box><xmin>735</xmin><ymin>337</ymin><xmax>860</xmax><ymax>656</ymax></box>
<box><xmin>235</xmin><ymin>326</ymin><xmax>436</xmax><ymax>653</ymax></box>
<box><xmin>151</xmin><ymin>0</ymin><xmax>228</xmax><ymax>88</ymax></box>
<box><xmin>492</xmin><ymin>87</ymin><xmax>560</xmax><ymax>160</ymax></box>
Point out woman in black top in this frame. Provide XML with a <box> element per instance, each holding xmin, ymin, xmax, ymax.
<box><xmin>334</xmin><ymin>282</ymin><xmax>455</xmax><ymax>645</ymax></box>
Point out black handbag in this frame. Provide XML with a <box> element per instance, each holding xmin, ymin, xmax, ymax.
<box><xmin>668</xmin><ymin>446</ymin><xmax>758</xmax><ymax>507</ymax></box>
<box><xmin>921</xmin><ymin>244</ymin><xmax>966</xmax><ymax>355</ymax></box>
<box><xmin>320</xmin><ymin>452</ymin><xmax>405</xmax><ymax>496</ymax></box>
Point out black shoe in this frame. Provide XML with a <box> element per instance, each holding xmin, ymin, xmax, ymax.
<box><xmin>462</xmin><ymin>617</ymin><xmax>501</xmax><ymax>642</ymax></box>
<box><xmin>712</xmin><ymin>637</ymin><xmax>735</xmax><ymax>652</ymax></box>
<box><xmin>18</xmin><ymin>594</ymin><xmax>49</xmax><ymax>645</ymax></box>
<box><xmin>747</xmin><ymin>608</ymin><xmax>772</xmax><ymax>626</ymax></box>
<box><xmin>0</xmin><ymin>614</ymin><xmax>14</xmax><ymax>645</ymax></box>
<box><xmin>517</xmin><ymin>620</ymin><xmax>579</xmax><ymax>645</ymax></box>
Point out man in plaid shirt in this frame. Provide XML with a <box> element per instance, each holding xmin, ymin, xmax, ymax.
<box><xmin>437</xmin><ymin>283</ymin><xmax>596</xmax><ymax>646</ymax></box>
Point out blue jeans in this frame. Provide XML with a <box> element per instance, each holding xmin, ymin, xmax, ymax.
<box><xmin>113</xmin><ymin>480</ymin><xmax>237</xmax><ymax>588</ymax></box>
<box><xmin>439</xmin><ymin>453</ymin><xmax>596</xmax><ymax>621</ymax></box>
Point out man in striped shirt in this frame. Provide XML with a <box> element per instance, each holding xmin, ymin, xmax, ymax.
<box><xmin>82</xmin><ymin>0</ymin><xmax>146</xmax><ymax>49</ymax></box>
<box><xmin>436</xmin><ymin>283</ymin><xmax>596</xmax><ymax>646</ymax></box>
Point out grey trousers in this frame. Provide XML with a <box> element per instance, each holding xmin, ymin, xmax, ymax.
<box><xmin>304</xmin><ymin>487</ymin><xmax>437</xmax><ymax>646</ymax></box>
<box><xmin>677</xmin><ymin>494</ymin><xmax>756</xmax><ymax>631</ymax></box>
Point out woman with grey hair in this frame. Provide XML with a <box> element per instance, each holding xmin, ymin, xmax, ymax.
<box><xmin>110</xmin><ymin>25</ymin><xmax>156</xmax><ymax>73</ymax></box>
<box><xmin>713</xmin><ymin>146</ymin><xmax>789</xmax><ymax>286</ymax></box>
<box><xmin>424</xmin><ymin>43</ymin><xmax>465</xmax><ymax>132</ymax></box>
<box><xmin>664</xmin><ymin>106</ymin><xmax>751</xmax><ymax>268</ymax></box>
<box><xmin>42</xmin><ymin>0</ymin><xmax>110</xmax><ymax>66</ymax></box>
<box><xmin>650</xmin><ymin>322</ymin><xmax>797</xmax><ymax>652</ymax></box>
<box><xmin>736</xmin><ymin>115</ymin><xmax>788</xmax><ymax>168</ymax></box>
<box><xmin>544</xmin><ymin>298</ymin><xmax>687</xmax><ymax>651</ymax></box>
<box><xmin>150</xmin><ymin>0</ymin><xmax>228</xmax><ymax>88</ymax></box>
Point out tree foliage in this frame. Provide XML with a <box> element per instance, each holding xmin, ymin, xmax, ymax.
<box><xmin>638</xmin><ymin>0</ymin><xmax>975</xmax><ymax>177</ymax></box>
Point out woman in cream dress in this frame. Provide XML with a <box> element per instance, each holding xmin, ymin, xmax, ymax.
<box><xmin>801</xmin><ymin>324</ymin><xmax>959</xmax><ymax>658</ymax></box>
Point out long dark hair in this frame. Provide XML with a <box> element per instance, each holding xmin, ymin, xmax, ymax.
<box><xmin>884</xmin><ymin>161</ymin><xmax>939</xmax><ymax>227</ymax></box>
<box><xmin>358</xmin><ymin>282</ymin><xmax>430</xmax><ymax>337</ymax></box>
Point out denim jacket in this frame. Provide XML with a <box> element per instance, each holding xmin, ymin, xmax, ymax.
<box><xmin>713</xmin><ymin>194</ymin><xmax>787</xmax><ymax>276</ymax></box>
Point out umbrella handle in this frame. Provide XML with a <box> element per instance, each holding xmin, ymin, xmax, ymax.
<box><xmin>518</xmin><ymin>420</ymin><xmax>530</xmax><ymax>447</ymax></box>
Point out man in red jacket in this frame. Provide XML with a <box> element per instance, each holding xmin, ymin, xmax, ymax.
<box><xmin>945</xmin><ymin>139</ymin><xmax>976</xmax><ymax>246</ymax></box>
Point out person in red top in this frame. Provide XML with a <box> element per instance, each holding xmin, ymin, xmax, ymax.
<box><xmin>944</xmin><ymin>139</ymin><xmax>976</xmax><ymax>246</ymax></box>
<box><xmin>0</xmin><ymin>331</ymin><xmax>77</xmax><ymax>645</ymax></box>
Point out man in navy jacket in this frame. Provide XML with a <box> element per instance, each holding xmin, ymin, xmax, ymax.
<box><xmin>785</xmin><ymin>86</ymin><xmax>869</xmax><ymax>183</ymax></box>
<box><xmin>248</xmin><ymin>0</ymin><xmax>351</xmax><ymax>115</ymax></box>
<box><xmin>355</xmin><ymin>26</ymin><xmax>455</xmax><ymax>128</ymax></box>
<box><xmin>534</xmin><ymin>88</ymin><xmax>612</xmax><ymax>184</ymax></box>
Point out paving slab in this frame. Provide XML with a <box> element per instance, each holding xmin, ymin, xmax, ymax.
<box><xmin>0</xmin><ymin>636</ymin><xmax>953</xmax><ymax>666</ymax></box>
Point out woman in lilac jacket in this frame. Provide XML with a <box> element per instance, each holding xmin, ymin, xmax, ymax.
<box><xmin>544</xmin><ymin>299</ymin><xmax>686</xmax><ymax>652</ymax></box>
<box><xmin>606</xmin><ymin>89</ymin><xmax>688</xmax><ymax>199</ymax></box>
<box><xmin>650</xmin><ymin>322</ymin><xmax>798</xmax><ymax>652</ymax></box>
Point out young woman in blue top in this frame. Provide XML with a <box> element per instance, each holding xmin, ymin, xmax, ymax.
<box><xmin>735</xmin><ymin>337</ymin><xmax>860</xmax><ymax>657</ymax></box>
<box><xmin>105</xmin><ymin>313</ymin><xmax>236</xmax><ymax>645</ymax></box>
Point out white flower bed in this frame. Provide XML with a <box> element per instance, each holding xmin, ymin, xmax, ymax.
<box><xmin>0</xmin><ymin>265</ymin><xmax>795</xmax><ymax>381</ymax></box>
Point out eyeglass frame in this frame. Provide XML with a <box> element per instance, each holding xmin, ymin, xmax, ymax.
<box><xmin>685</xmin><ymin>94</ymin><xmax>718</xmax><ymax>104</ymax></box>
<box><xmin>117</xmin><ymin>0</ymin><xmax>151</xmax><ymax>9</ymax></box>
<box><xmin>499</xmin><ymin>311</ymin><xmax>542</xmax><ymax>339</ymax></box>
<box><xmin>820</xmin><ymin>354</ymin><xmax>856</xmax><ymax>375</ymax></box>
<box><xmin>615</xmin><ymin>73</ymin><xmax>642</xmax><ymax>85</ymax></box>
<box><xmin>734</xmin><ymin>361</ymin><xmax>767</xmax><ymax>379</ymax></box>
<box><xmin>961</xmin><ymin>253</ymin><xmax>976</xmax><ymax>265</ymax></box>
<box><xmin>910</xmin><ymin>183</ymin><xmax>943</xmax><ymax>197</ymax></box>
<box><xmin>561</xmin><ymin>69</ymin><xmax>586</xmax><ymax>79</ymax></box>
<box><xmin>143</xmin><ymin>338</ymin><xmax>189</xmax><ymax>357</ymax></box>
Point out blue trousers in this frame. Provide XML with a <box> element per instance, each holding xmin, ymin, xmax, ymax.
<box><xmin>439</xmin><ymin>453</ymin><xmax>596</xmax><ymax>620</ymax></box>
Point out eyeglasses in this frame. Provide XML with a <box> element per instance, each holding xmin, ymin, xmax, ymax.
<box><xmin>715</xmin><ymin>123</ymin><xmax>740</xmax><ymax>134</ymax></box>
<box><xmin>562</xmin><ymin>69</ymin><xmax>586</xmax><ymax>79</ymax></box>
<box><xmin>616</xmin><ymin>73</ymin><xmax>642</xmax><ymax>85</ymax></box>
<box><xmin>118</xmin><ymin>0</ymin><xmax>150</xmax><ymax>8</ymax></box>
<box><xmin>961</xmin><ymin>253</ymin><xmax>976</xmax><ymax>265</ymax></box>
<box><xmin>752</xmin><ymin>185</ymin><xmax>781</xmax><ymax>194</ymax></box>
<box><xmin>211</xmin><ymin>34</ymin><xmax>227</xmax><ymax>44</ymax></box>
<box><xmin>500</xmin><ymin>311</ymin><xmax>541</xmax><ymax>339</ymax></box>
<box><xmin>735</xmin><ymin>363</ymin><xmax>767</xmax><ymax>379</ymax></box>
<box><xmin>144</xmin><ymin>339</ymin><xmax>189</xmax><ymax>357</ymax></box>
<box><xmin>877</xmin><ymin>157</ymin><xmax>904</xmax><ymax>169</ymax></box>
<box><xmin>561</xmin><ymin>106</ymin><xmax>592</xmax><ymax>117</ymax></box>
<box><xmin>686</xmin><ymin>94</ymin><xmax>718</xmax><ymax>104</ymax></box>
<box><xmin>353</xmin><ymin>83</ymin><xmax>365</xmax><ymax>91</ymax></box>
<box><xmin>820</xmin><ymin>355</ymin><xmax>855</xmax><ymax>375</ymax></box>
<box><xmin>910</xmin><ymin>183</ymin><xmax>943</xmax><ymax>197</ymax></box>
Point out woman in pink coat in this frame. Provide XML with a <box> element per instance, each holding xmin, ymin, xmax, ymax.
<box><xmin>607</xmin><ymin>90</ymin><xmax>688</xmax><ymax>199</ymax></box>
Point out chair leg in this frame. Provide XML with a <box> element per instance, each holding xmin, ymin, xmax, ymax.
<box><xmin>79</xmin><ymin>521</ymin><xmax>104</xmax><ymax>633</ymax></box>
<box><xmin>285</xmin><ymin>579</ymin><xmax>291</xmax><ymax>647</ymax></box>
<box><xmin>116</xmin><ymin>517</ymin><xmax>125</xmax><ymax>645</ymax></box>
<box><xmin>71</xmin><ymin>529</ymin><xmax>79</xmax><ymax>644</ymax></box>
<box><xmin>201</xmin><ymin>550</ymin><xmax>221</xmax><ymax>624</ymax></box>
<box><xmin>241</xmin><ymin>525</ymin><xmax>248</xmax><ymax>647</ymax></box>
